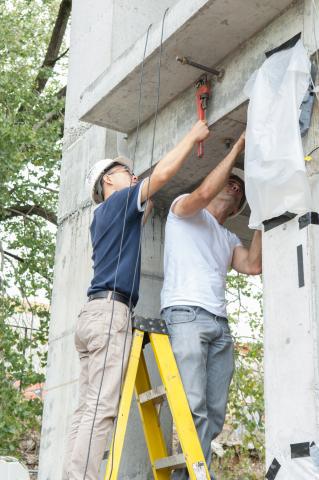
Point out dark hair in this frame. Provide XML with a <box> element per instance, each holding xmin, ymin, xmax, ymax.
<box><xmin>103</xmin><ymin>162</ymin><xmax>122</xmax><ymax>175</ymax></box>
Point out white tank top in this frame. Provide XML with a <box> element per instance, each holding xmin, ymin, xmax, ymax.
<box><xmin>161</xmin><ymin>195</ymin><xmax>242</xmax><ymax>317</ymax></box>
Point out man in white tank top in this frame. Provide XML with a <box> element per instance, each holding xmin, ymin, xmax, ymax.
<box><xmin>161</xmin><ymin>132</ymin><xmax>262</xmax><ymax>480</ymax></box>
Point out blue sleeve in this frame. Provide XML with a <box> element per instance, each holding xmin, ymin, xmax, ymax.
<box><xmin>118</xmin><ymin>180</ymin><xmax>145</xmax><ymax>219</ymax></box>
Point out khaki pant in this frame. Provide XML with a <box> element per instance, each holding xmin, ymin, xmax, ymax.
<box><xmin>62</xmin><ymin>296</ymin><xmax>132</xmax><ymax>480</ymax></box>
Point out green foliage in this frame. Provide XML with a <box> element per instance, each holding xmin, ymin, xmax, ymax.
<box><xmin>0</xmin><ymin>296</ymin><xmax>47</xmax><ymax>456</ymax></box>
<box><xmin>0</xmin><ymin>369</ymin><xmax>43</xmax><ymax>457</ymax></box>
<box><xmin>0</xmin><ymin>0</ymin><xmax>67</xmax><ymax>459</ymax></box>
<box><xmin>226</xmin><ymin>272</ymin><xmax>264</xmax><ymax>457</ymax></box>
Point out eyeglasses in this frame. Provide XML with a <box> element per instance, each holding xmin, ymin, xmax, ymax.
<box><xmin>105</xmin><ymin>166</ymin><xmax>135</xmax><ymax>177</ymax></box>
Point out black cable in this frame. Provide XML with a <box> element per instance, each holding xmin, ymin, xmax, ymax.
<box><xmin>307</xmin><ymin>145</ymin><xmax>319</xmax><ymax>156</ymax></box>
<box><xmin>105</xmin><ymin>8</ymin><xmax>169</xmax><ymax>480</ymax></box>
<box><xmin>81</xmin><ymin>22</ymin><xmax>153</xmax><ymax>480</ymax></box>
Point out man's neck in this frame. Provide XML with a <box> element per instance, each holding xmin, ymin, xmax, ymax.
<box><xmin>103</xmin><ymin>187</ymin><xmax>116</xmax><ymax>201</ymax></box>
<box><xmin>206</xmin><ymin>200</ymin><xmax>233</xmax><ymax>225</ymax></box>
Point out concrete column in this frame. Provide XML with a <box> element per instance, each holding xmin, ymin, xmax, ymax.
<box><xmin>263</xmin><ymin>213</ymin><xmax>319</xmax><ymax>478</ymax></box>
<box><xmin>263</xmin><ymin>3</ymin><xmax>319</xmax><ymax>475</ymax></box>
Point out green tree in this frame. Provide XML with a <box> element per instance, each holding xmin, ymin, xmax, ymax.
<box><xmin>0</xmin><ymin>0</ymin><xmax>71</xmax><ymax>460</ymax></box>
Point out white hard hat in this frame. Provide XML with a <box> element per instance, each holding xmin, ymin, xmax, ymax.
<box><xmin>86</xmin><ymin>156</ymin><xmax>133</xmax><ymax>204</ymax></box>
<box><xmin>228</xmin><ymin>167</ymin><xmax>247</xmax><ymax>219</ymax></box>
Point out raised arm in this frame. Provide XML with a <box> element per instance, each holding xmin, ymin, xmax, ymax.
<box><xmin>231</xmin><ymin>230</ymin><xmax>262</xmax><ymax>275</ymax></box>
<box><xmin>140</xmin><ymin>120</ymin><xmax>210</xmax><ymax>203</ymax></box>
<box><xmin>173</xmin><ymin>132</ymin><xmax>245</xmax><ymax>217</ymax></box>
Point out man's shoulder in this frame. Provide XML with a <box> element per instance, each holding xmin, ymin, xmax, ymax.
<box><xmin>168</xmin><ymin>193</ymin><xmax>203</xmax><ymax>220</ymax></box>
<box><xmin>103</xmin><ymin>182</ymin><xmax>142</xmax><ymax>206</ymax></box>
<box><xmin>223</xmin><ymin>226</ymin><xmax>241</xmax><ymax>246</ymax></box>
<box><xmin>114</xmin><ymin>182</ymin><xmax>141</xmax><ymax>200</ymax></box>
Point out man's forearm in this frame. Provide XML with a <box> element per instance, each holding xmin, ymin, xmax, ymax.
<box><xmin>152</xmin><ymin>132</ymin><xmax>195</xmax><ymax>183</ymax></box>
<box><xmin>140</xmin><ymin>120</ymin><xmax>209</xmax><ymax>202</ymax></box>
<box><xmin>198</xmin><ymin>143</ymin><xmax>241</xmax><ymax>200</ymax></box>
<box><xmin>140</xmin><ymin>134</ymin><xmax>194</xmax><ymax>203</ymax></box>
<box><xmin>247</xmin><ymin>230</ymin><xmax>262</xmax><ymax>274</ymax></box>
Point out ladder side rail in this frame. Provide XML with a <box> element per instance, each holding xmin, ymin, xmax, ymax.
<box><xmin>104</xmin><ymin>330</ymin><xmax>144</xmax><ymax>480</ymax></box>
<box><xmin>135</xmin><ymin>351</ymin><xmax>170</xmax><ymax>480</ymax></box>
<box><xmin>149</xmin><ymin>332</ymin><xmax>211</xmax><ymax>480</ymax></box>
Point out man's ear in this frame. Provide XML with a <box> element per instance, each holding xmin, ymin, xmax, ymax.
<box><xmin>103</xmin><ymin>173</ymin><xmax>113</xmax><ymax>186</ymax></box>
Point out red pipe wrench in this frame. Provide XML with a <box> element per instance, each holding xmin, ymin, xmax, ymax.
<box><xmin>195</xmin><ymin>75</ymin><xmax>211</xmax><ymax>158</ymax></box>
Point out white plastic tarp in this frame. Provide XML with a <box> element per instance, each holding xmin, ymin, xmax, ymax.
<box><xmin>244</xmin><ymin>40</ymin><xmax>312</xmax><ymax>229</ymax></box>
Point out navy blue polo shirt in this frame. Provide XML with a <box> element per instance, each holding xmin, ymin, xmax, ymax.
<box><xmin>87</xmin><ymin>181</ymin><xmax>145</xmax><ymax>306</ymax></box>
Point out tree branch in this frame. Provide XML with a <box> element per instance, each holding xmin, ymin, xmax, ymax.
<box><xmin>33</xmin><ymin>108</ymin><xmax>64</xmax><ymax>131</ymax></box>
<box><xmin>35</xmin><ymin>0</ymin><xmax>72</xmax><ymax>93</ymax></box>
<box><xmin>53</xmin><ymin>47</ymin><xmax>69</xmax><ymax>64</ymax></box>
<box><xmin>4</xmin><ymin>251</ymin><xmax>51</xmax><ymax>282</ymax></box>
<box><xmin>4</xmin><ymin>250</ymin><xmax>25</xmax><ymax>263</ymax></box>
<box><xmin>33</xmin><ymin>85</ymin><xmax>67</xmax><ymax>131</ymax></box>
<box><xmin>57</xmin><ymin>85</ymin><xmax>67</xmax><ymax>99</ymax></box>
<box><xmin>2</xmin><ymin>206</ymin><xmax>57</xmax><ymax>226</ymax></box>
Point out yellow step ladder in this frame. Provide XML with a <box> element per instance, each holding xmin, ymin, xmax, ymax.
<box><xmin>103</xmin><ymin>316</ymin><xmax>210</xmax><ymax>480</ymax></box>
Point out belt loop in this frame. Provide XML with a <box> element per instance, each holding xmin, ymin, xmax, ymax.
<box><xmin>107</xmin><ymin>291</ymin><xmax>112</xmax><ymax>303</ymax></box>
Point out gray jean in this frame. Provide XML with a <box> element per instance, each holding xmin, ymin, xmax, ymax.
<box><xmin>161</xmin><ymin>306</ymin><xmax>234</xmax><ymax>480</ymax></box>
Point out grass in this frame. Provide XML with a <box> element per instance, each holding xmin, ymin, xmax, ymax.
<box><xmin>211</xmin><ymin>450</ymin><xmax>265</xmax><ymax>480</ymax></box>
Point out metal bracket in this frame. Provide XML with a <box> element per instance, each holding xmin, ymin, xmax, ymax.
<box><xmin>133</xmin><ymin>316</ymin><xmax>168</xmax><ymax>335</ymax></box>
<box><xmin>176</xmin><ymin>56</ymin><xmax>224</xmax><ymax>80</ymax></box>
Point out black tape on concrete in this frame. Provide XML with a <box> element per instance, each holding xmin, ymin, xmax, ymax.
<box><xmin>263</xmin><ymin>212</ymin><xmax>296</xmax><ymax>232</ymax></box>
<box><xmin>265</xmin><ymin>33</ymin><xmax>301</xmax><ymax>57</ymax></box>
<box><xmin>265</xmin><ymin>458</ymin><xmax>281</xmax><ymax>480</ymax></box>
<box><xmin>297</xmin><ymin>245</ymin><xmax>305</xmax><ymax>288</ymax></box>
<box><xmin>291</xmin><ymin>442</ymin><xmax>310</xmax><ymax>459</ymax></box>
<box><xmin>299</xmin><ymin>212</ymin><xmax>319</xmax><ymax>229</ymax></box>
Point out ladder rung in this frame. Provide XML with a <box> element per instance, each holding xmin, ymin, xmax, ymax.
<box><xmin>138</xmin><ymin>385</ymin><xmax>166</xmax><ymax>405</ymax></box>
<box><xmin>154</xmin><ymin>453</ymin><xmax>186</xmax><ymax>470</ymax></box>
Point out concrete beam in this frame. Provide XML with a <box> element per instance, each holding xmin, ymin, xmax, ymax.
<box><xmin>126</xmin><ymin>0</ymin><xmax>304</xmax><ymax>176</ymax></box>
<box><xmin>79</xmin><ymin>0</ymin><xmax>294</xmax><ymax>132</ymax></box>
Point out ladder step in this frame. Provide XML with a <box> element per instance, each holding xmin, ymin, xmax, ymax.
<box><xmin>138</xmin><ymin>385</ymin><xmax>166</xmax><ymax>405</ymax></box>
<box><xmin>154</xmin><ymin>453</ymin><xmax>186</xmax><ymax>470</ymax></box>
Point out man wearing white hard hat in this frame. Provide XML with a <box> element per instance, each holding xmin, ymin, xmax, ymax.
<box><xmin>161</xmin><ymin>132</ymin><xmax>262</xmax><ymax>480</ymax></box>
<box><xmin>63</xmin><ymin>120</ymin><xmax>209</xmax><ymax>480</ymax></box>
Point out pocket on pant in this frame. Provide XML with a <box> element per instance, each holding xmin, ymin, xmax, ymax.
<box><xmin>77</xmin><ymin>300</ymin><xmax>130</xmax><ymax>352</ymax></box>
<box><xmin>219</xmin><ymin>319</ymin><xmax>233</xmax><ymax>340</ymax></box>
<box><xmin>88</xmin><ymin>333</ymin><xmax>108</xmax><ymax>351</ymax></box>
<box><xmin>167</xmin><ymin>306</ymin><xmax>196</xmax><ymax>325</ymax></box>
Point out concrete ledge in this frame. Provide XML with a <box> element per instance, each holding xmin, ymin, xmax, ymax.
<box><xmin>79</xmin><ymin>0</ymin><xmax>293</xmax><ymax>132</ymax></box>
